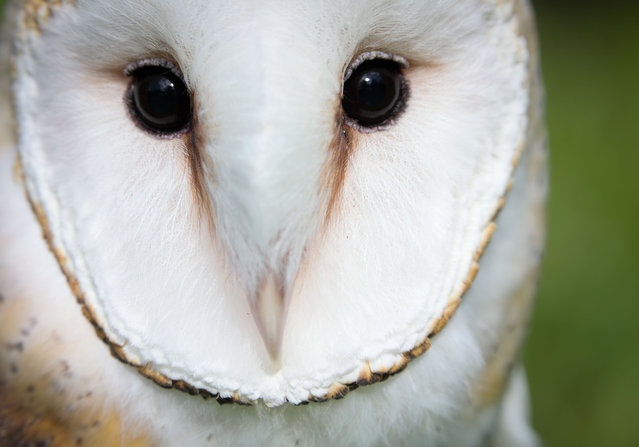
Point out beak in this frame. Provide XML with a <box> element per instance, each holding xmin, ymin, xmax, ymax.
<box><xmin>194</xmin><ymin>34</ymin><xmax>339</xmax><ymax>366</ymax></box>
<box><xmin>251</xmin><ymin>273</ymin><xmax>286</xmax><ymax>362</ymax></box>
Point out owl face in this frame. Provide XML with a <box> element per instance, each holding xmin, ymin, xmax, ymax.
<box><xmin>13</xmin><ymin>0</ymin><xmax>528</xmax><ymax>405</ymax></box>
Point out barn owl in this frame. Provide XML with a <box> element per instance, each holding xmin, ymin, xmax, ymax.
<box><xmin>0</xmin><ymin>0</ymin><xmax>547</xmax><ymax>445</ymax></box>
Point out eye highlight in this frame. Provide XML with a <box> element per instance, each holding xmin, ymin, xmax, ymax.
<box><xmin>342</xmin><ymin>52</ymin><xmax>408</xmax><ymax>131</ymax></box>
<box><xmin>125</xmin><ymin>59</ymin><xmax>192</xmax><ymax>137</ymax></box>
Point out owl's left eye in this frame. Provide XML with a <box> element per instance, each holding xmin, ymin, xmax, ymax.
<box><xmin>342</xmin><ymin>53</ymin><xmax>408</xmax><ymax>130</ymax></box>
<box><xmin>126</xmin><ymin>61</ymin><xmax>192</xmax><ymax>137</ymax></box>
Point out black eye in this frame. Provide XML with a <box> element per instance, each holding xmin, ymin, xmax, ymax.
<box><xmin>127</xmin><ymin>64</ymin><xmax>191</xmax><ymax>136</ymax></box>
<box><xmin>342</xmin><ymin>58</ymin><xmax>407</xmax><ymax>129</ymax></box>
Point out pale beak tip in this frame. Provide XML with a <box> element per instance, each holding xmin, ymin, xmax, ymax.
<box><xmin>252</xmin><ymin>274</ymin><xmax>285</xmax><ymax>363</ymax></box>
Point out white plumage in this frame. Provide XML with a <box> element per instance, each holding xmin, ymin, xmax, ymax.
<box><xmin>0</xmin><ymin>0</ymin><xmax>547</xmax><ymax>445</ymax></box>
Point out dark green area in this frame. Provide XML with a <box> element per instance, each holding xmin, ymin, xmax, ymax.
<box><xmin>1</xmin><ymin>0</ymin><xmax>637</xmax><ymax>445</ymax></box>
<box><xmin>527</xmin><ymin>1</ymin><xmax>639</xmax><ymax>445</ymax></box>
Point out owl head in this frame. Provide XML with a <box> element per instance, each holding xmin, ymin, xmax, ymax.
<box><xmin>9</xmin><ymin>0</ymin><xmax>534</xmax><ymax>406</ymax></box>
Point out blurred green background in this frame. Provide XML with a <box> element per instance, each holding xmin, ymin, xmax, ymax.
<box><xmin>2</xmin><ymin>0</ymin><xmax>638</xmax><ymax>445</ymax></box>
<box><xmin>527</xmin><ymin>0</ymin><xmax>639</xmax><ymax>446</ymax></box>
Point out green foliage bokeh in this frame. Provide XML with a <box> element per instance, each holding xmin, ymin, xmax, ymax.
<box><xmin>526</xmin><ymin>1</ymin><xmax>639</xmax><ymax>446</ymax></box>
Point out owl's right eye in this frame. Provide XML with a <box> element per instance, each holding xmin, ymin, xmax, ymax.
<box><xmin>126</xmin><ymin>62</ymin><xmax>192</xmax><ymax>137</ymax></box>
